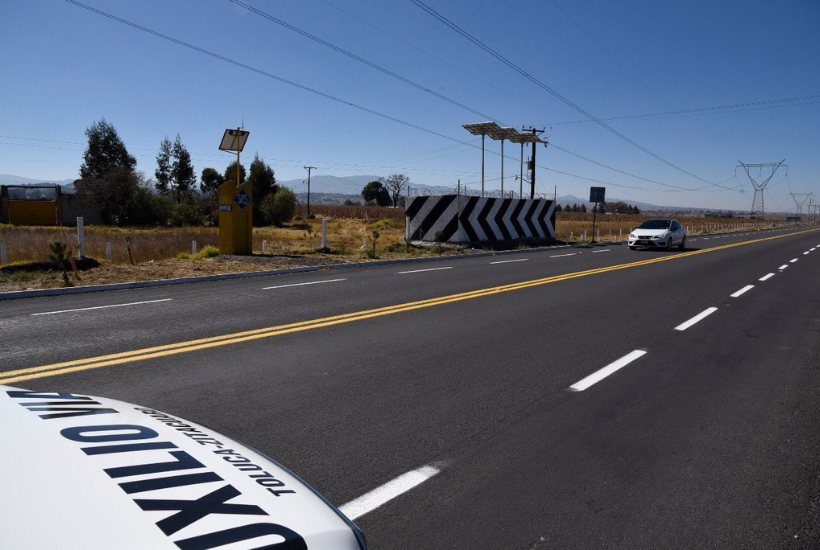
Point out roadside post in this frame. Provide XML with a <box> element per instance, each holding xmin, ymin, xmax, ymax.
<box><xmin>589</xmin><ymin>186</ymin><xmax>605</xmax><ymax>244</ymax></box>
<box><xmin>217</xmin><ymin>127</ymin><xmax>251</xmax><ymax>255</ymax></box>
<box><xmin>321</xmin><ymin>218</ymin><xmax>328</xmax><ymax>249</ymax></box>
<box><xmin>0</xmin><ymin>242</ymin><xmax>6</xmax><ymax>266</ymax></box>
<box><xmin>76</xmin><ymin>216</ymin><xmax>85</xmax><ymax>258</ymax></box>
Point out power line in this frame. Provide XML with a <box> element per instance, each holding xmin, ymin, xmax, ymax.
<box><xmin>318</xmin><ymin>0</ymin><xmax>566</xmax><ymax>122</ymax></box>
<box><xmin>62</xmin><ymin>1</ymin><xmax>733</xmax><ymax>197</ymax></box>
<box><xmin>231</xmin><ymin>0</ymin><xmax>692</xmax><ymax>191</ymax></box>
<box><xmin>411</xmin><ymin>0</ymin><xmax>738</xmax><ymax>192</ymax></box>
<box><xmin>549</xmin><ymin>94</ymin><xmax>820</xmax><ymax>126</ymax></box>
<box><xmin>229</xmin><ymin>0</ymin><xmax>497</xmax><ymax>121</ymax></box>
<box><xmin>549</xmin><ymin>0</ymin><xmax>741</xmax><ymax>158</ymax></box>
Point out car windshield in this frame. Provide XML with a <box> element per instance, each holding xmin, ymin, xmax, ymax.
<box><xmin>637</xmin><ymin>220</ymin><xmax>671</xmax><ymax>230</ymax></box>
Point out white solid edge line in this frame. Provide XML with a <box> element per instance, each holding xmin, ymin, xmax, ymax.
<box><xmin>262</xmin><ymin>278</ymin><xmax>346</xmax><ymax>290</ymax></box>
<box><xmin>591</xmin><ymin>249</ymin><xmax>611</xmax><ymax>253</ymax></box>
<box><xmin>551</xmin><ymin>253</ymin><xmax>577</xmax><ymax>258</ymax></box>
<box><xmin>759</xmin><ymin>273</ymin><xmax>775</xmax><ymax>281</ymax></box>
<box><xmin>569</xmin><ymin>350</ymin><xmax>647</xmax><ymax>392</ymax></box>
<box><xmin>790</xmin><ymin>258</ymin><xmax>799</xmax><ymax>263</ymax></box>
<box><xmin>779</xmin><ymin>264</ymin><xmax>789</xmax><ymax>270</ymax></box>
<box><xmin>490</xmin><ymin>258</ymin><xmax>529</xmax><ymax>265</ymax></box>
<box><xmin>730</xmin><ymin>284</ymin><xmax>755</xmax><ymax>298</ymax></box>
<box><xmin>397</xmin><ymin>267</ymin><xmax>453</xmax><ymax>274</ymax></box>
<box><xmin>32</xmin><ymin>298</ymin><xmax>173</xmax><ymax>316</ymax></box>
<box><xmin>675</xmin><ymin>307</ymin><xmax>719</xmax><ymax>331</ymax></box>
<box><xmin>339</xmin><ymin>465</ymin><xmax>441</xmax><ymax>521</ymax></box>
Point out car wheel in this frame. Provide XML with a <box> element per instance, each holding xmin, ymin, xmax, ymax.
<box><xmin>629</xmin><ymin>245</ymin><xmax>637</xmax><ymax>250</ymax></box>
<box><xmin>666</xmin><ymin>238</ymin><xmax>673</xmax><ymax>251</ymax></box>
<box><xmin>678</xmin><ymin>236</ymin><xmax>686</xmax><ymax>250</ymax></box>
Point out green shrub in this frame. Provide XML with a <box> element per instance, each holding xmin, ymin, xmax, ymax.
<box><xmin>263</xmin><ymin>187</ymin><xmax>298</xmax><ymax>227</ymax></box>
<box><xmin>168</xmin><ymin>202</ymin><xmax>203</xmax><ymax>227</ymax></box>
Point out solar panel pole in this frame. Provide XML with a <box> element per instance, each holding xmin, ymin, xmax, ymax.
<box><xmin>519</xmin><ymin>142</ymin><xmax>524</xmax><ymax>198</ymax></box>
<box><xmin>481</xmin><ymin>133</ymin><xmax>485</xmax><ymax>197</ymax></box>
<box><xmin>500</xmin><ymin>138</ymin><xmax>505</xmax><ymax>196</ymax></box>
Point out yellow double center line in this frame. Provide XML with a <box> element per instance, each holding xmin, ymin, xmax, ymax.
<box><xmin>2</xmin><ymin>228</ymin><xmax>816</xmax><ymax>385</ymax></box>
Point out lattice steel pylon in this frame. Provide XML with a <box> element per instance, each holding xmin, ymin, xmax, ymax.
<box><xmin>737</xmin><ymin>159</ymin><xmax>786</xmax><ymax>219</ymax></box>
<box><xmin>790</xmin><ymin>192</ymin><xmax>813</xmax><ymax>216</ymax></box>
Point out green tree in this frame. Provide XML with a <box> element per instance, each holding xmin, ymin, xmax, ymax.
<box><xmin>170</xmin><ymin>134</ymin><xmax>196</xmax><ymax>204</ymax></box>
<box><xmin>200</xmin><ymin>167</ymin><xmax>224</xmax><ymax>195</ymax></box>
<box><xmin>262</xmin><ymin>187</ymin><xmax>297</xmax><ymax>227</ymax></box>
<box><xmin>248</xmin><ymin>153</ymin><xmax>277</xmax><ymax>224</ymax></box>
<box><xmin>571</xmin><ymin>203</ymin><xmax>579</xmax><ymax>212</ymax></box>
<box><xmin>362</xmin><ymin>180</ymin><xmax>390</xmax><ymax>206</ymax></box>
<box><xmin>155</xmin><ymin>137</ymin><xmax>172</xmax><ymax>196</ymax></box>
<box><xmin>79</xmin><ymin>118</ymin><xmax>136</xmax><ymax>180</ymax></box>
<box><xmin>76</xmin><ymin>119</ymin><xmax>157</xmax><ymax>226</ymax></box>
<box><xmin>580</xmin><ymin>204</ymin><xmax>587</xmax><ymax>213</ymax></box>
<box><xmin>224</xmin><ymin>161</ymin><xmax>247</xmax><ymax>186</ymax></box>
<box><xmin>555</xmin><ymin>204</ymin><xmax>563</xmax><ymax>212</ymax></box>
<box><xmin>598</xmin><ymin>202</ymin><xmax>606</xmax><ymax>214</ymax></box>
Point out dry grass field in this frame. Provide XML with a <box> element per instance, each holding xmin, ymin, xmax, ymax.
<box><xmin>555</xmin><ymin>213</ymin><xmax>783</xmax><ymax>242</ymax></box>
<box><xmin>0</xmin><ymin>207</ymin><xmax>795</xmax><ymax>291</ymax></box>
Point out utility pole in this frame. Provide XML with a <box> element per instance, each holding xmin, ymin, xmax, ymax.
<box><xmin>521</xmin><ymin>127</ymin><xmax>545</xmax><ymax>199</ymax></box>
<box><xmin>737</xmin><ymin>159</ymin><xmax>785</xmax><ymax>219</ymax></box>
<box><xmin>304</xmin><ymin>165</ymin><xmax>316</xmax><ymax>218</ymax></box>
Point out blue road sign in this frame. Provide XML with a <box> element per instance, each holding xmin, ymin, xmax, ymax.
<box><xmin>233</xmin><ymin>188</ymin><xmax>251</xmax><ymax>211</ymax></box>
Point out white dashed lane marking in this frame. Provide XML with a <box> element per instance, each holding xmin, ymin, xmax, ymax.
<box><xmin>397</xmin><ymin>267</ymin><xmax>452</xmax><ymax>274</ymax></box>
<box><xmin>675</xmin><ymin>307</ymin><xmax>719</xmax><ymax>331</ymax></box>
<box><xmin>339</xmin><ymin>465</ymin><xmax>441</xmax><ymax>520</ymax></box>
<box><xmin>569</xmin><ymin>350</ymin><xmax>647</xmax><ymax>392</ymax></box>
<box><xmin>32</xmin><ymin>299</ymin><xmax>173</xmax><ymax>316</ymax></box>
<box><xmin>489</xmin><ymin>258</ymin><xmax>528</xmax><ymax>265</ymax></box>
<box><xmin>730</xmin><ymin>285</ymin><xmax>754</xmax><ymax>298</ymax></box>
<box><xmin>263</xmin><ymin>279</ymin><xmax>346</xmax><ymax>290</ymax></box>
<box><xmin>759</xmin><ymin>273</ymin><xmax>775</xmax><ymax>282</ymax></box>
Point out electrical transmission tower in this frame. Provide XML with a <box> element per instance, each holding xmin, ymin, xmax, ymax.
<box><xmin>737</xmin><ymin>159</ymin><xmax>786</xmax><ymax>219</ymax></box>
<box><xmin>790</xmin><ymin>192</ymin><xmax>814</xmax><ymax>216</ymax></box>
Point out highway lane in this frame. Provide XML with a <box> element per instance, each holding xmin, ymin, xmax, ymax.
<box><xmin>6</xmin><ymin>226</ymin><xmax>820</xmax><ymax>548</ymax></box>
<box><xmin>0</xmin><ymin>226</ymin><xmax>805</xmax><ymax>371</ymax></box>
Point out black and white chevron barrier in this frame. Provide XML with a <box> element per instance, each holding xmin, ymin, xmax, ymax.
<box><xmin>405</xmin><ymin>194</ymin><xmax>556</xmax><ymax>243</ymax></box>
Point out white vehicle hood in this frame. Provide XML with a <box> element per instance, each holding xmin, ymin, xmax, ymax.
<box><xmin>0</xmin><ymin>385</ymin><xmax>365</xmax><ymax>550</ymax></box>
<box><xmin>632</xmin><ymin>229</ymin><xmax>669</xmax><ymax>237</ymax></box>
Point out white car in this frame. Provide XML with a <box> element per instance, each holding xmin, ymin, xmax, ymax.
<box><xmin>0</xmin><ymin>385</ymin><xmax>366</xmax><ymax>550</ymax></box>
<box><xmin>628</xmin><ymin>219</ymin><xmax>687</xmax><ymax>250</ymax></box>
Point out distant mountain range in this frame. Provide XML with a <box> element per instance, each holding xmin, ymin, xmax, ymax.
<box><xmin>0</xmin><ymin>174</ymin><xmax>75</xmax><ymax>193</ymax></box>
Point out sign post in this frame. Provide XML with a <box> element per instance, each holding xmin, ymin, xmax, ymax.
<box><xmin>217</xmin><ymin>128</ymin><xmax>251</xmax><ymax>255</ymax></box>
<box><xmin>589</xmin><ymin>186</ymin><xmax>605</xmax><ymax>244</ymax></box>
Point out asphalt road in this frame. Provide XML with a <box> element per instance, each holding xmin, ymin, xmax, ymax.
<box><xmin>2</xmin><ymin>225</ymin><xmax>820</xmax><ymax>548</ymax></box>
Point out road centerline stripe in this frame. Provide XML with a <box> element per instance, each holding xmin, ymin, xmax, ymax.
<box><xmin>779</xmin><ymin>264</ymin><xmax>789</xmax><ymax>270</ymax></box>
<box><xmin>675</xmin><ymin>307</ymin><xmax>719</xmax><ymax>331</ymax></box>
<box><xmin>759</xmin><ymin>273</ymin><xmax>775</xmax><ymax>281</ymax></box>
<box><xmin>339</xmin><ymin>465</ymin><xmax>441</xmax><ymax>521</ymax></box>
<box><xmin>2</xmin><ymin>228</ymin><xmax>817</xmax><ymax>385</ymax></box>
<box><xmin>551</xmin><ymin>253</ymin><xmax>576</xmax><ymax>258</ymax></box>
<box><xmin>489</xmin><ymin>258</ymin><xmax>528</xmax><ymax>265</ymax></box>
<box><xmin>592</xmin><ymin>249</ymin><xmax>611</xmax><ymax>253</ymax></box>
<box><xmin>570</xmin><ymin>350</ymin><xmax>647</xmax><ymax>392</ymax></box>
<box><xmin>398</xmin><ymin>267</ymin><xmax>452</xmax><ymax>274</ymax></box>
<box><xmin>262</xmin><ymin>279</ymin><xmax>345</xmax><ymax>290</ymax></box>
<box><xmin>790</xmin><ymin>258</ymin><xmax>799</xmax><ymax>263</ymax></box>
<box><xmin>730</xmin><ymin>285</ymin><xmax>754</xmax><ymax>298</ymax></box>
<box><xmin>31</xmin><ymin>299</ymin><xmax>172</xmax><ymax>316</ymax></box>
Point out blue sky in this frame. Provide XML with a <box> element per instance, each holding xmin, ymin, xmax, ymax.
<box><xmin>1</xmin><ymin>0</ymin><xmax>818</xmax><ymax>210</ymax></box>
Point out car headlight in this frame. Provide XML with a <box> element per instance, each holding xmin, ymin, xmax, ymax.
<box><xmin>653</xmin><ymin>233</ymin><xmax>668</xmax><ymax>239</ymax></box>
<box><xmin>629</xmin><ymin>233</ymin><xmax>636</xmax><ymax>239</ymax></box>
